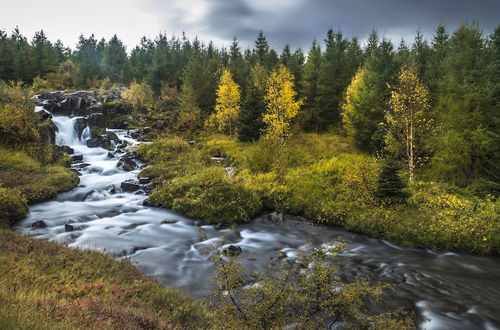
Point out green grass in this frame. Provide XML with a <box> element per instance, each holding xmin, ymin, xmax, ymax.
<box><xmin>0</xmin><ymin>229</ymin><xmax>212</xmax><ymax>329</ymax></box>
<box><xmin>0</xmin><ymin>145</ymin><xmax>79</xmax><ymax>226</ymax></box>
<box><xmin>138</xmin><ymin>133</ymin><xmax>500</xmax><ymax>255</ymax></box>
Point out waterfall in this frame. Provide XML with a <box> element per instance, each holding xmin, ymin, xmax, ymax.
<box><xmin>52</xmin><ymin>116</ymin><xmax>89</xmax><ymax>146</ymax></box>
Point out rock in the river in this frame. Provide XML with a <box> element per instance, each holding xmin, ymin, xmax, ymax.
<box><xmin>269</xmin><ymin>211</ymin><xmax>284</xmax><ymax>223</ymax></box>
<box><xmin>138</xmin><ymin>177</ymin><xmax>151</xmax><ymax>184</ymax></box>
<box><xmin>64</xmin><ymin>224</ymin><xmax>74</xmax><ymax>232</ymax></box>
<box><xmin>141</xmin><ymin>183</ymin><xmax>154</xmax><ymax>194</ymax></box>
<box><xmin>107</xmin><ymin>151</ymin><xmax>115</xmax><ymax>158</ymax></box>
<box><xmin>60</xmin><ymin>145</ymin><xmax>74</xmax><ymax>154</ymax></box>
<box><xmin>71</xmin><ymin>163</ymin><xmax>90</xmax><ymax>169</ymax></box>
<box><xmin>86</xmin><ymin>135</ymin><xmax>111</xmax><ymax>149</ymax></box>
<box><xmin>32</xmin><ymin>220</ymin><xmax>47</xmax><ymax>229</ymax></box>
<box><xmin>223</xmin><ymin>245</ymin><xmax>242</xmax><ymax>257</ymax></box>
<box><xmin>121</xmin><ymin>179</ymin><xmax>140</xmax><ymax>192</ymax></box>
<box><xmin>74</xmin><ymin>118</ymin><xmax>88</xmax><ymax>139</ymax></box>
<box><xmin>71</xmin><ymin>154</ymin><xmax>83</xmax><ymax>162</ymax></box>
<box><xmin>117</xmin><ymin>152</ymin><xmax>139</xmax><ymax>171</ymax></box>
<box><xmin>105</xmin><ymin>131</ymin><xmax>119</xmax><ymax>141</ymax></box>
<box><xmin>108</xmin><ymin>185</ymin><xmax>118</xmax><ymax>194</ymax></box>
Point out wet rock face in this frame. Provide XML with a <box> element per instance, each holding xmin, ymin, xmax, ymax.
<box><xmin>74</xmin><ymin>118</ymin><xmax>88</xmax><ymax>140</ymax></box>
<box><xmin>86</xmin><ymin>136</ymin><xmax>111</xmax><ymax>149</ymax></box>
<box><xmin>35</xmin><ymin>88</ymin><xmax>130</xmax><ymax>119</ymax></box>
<box><xmin>39</xmin><ymin>120</ymin><xmax>58</xmax><ymax>145</ymax></box>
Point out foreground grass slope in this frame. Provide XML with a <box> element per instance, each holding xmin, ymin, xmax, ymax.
<box><xmin>0</xmin><ymin>229</ymin><xmax>212</xmax><ymax>329</ymax></box>
<box><xmin>138</xmin><ymin>133</ymin><xmax>500</xmax><ymax>255</ymax></box>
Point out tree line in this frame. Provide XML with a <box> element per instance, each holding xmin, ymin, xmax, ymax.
<box><xmin>0</xmin><ymin>22</ymin><xmax>498</xmax><ymax>194</ymax></box>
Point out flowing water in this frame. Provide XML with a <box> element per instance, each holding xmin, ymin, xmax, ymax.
<box><xmin>15</xmin><ymin>113</ymin><xmax>500</xmax><ymax>330</ymax></box>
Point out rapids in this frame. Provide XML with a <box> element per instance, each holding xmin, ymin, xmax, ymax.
<box><xmin>15</xmin><ymin>113</ymin><xmax>500</xmax><ymax>329</ymax></box>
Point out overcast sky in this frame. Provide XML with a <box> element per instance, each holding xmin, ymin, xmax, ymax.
<box><xmin>2</xmin><ymin>0</ymin><xmax>499</xmax><ymax>51</ymax></box>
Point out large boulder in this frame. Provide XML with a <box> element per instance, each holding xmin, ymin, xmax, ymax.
<box><xmin>59</xmin><ymin>145</ymin><xmax>74</xmax><ymax>155</ymax></box>
<box><xmin>117</xmin><ymin>153</ymin><xmax>138</xmax><ymax>171</ymax></box>
<box><xmin>105</xmin><ymin>131</ymin><xmax>119</xmax><ymax>141</ymax></box>
<box><xmin>38</xmin><ymin>120</ymin><xmax>58</xmax><ymax>145</ymax></box>
<box><xmin>86</xmin><ymin>135</ymin><xmax>111</xmax><ymax>149</ymax></box>
<box><xmin>121</xmin><ymin>179</ymin><xmax>140</xmax><ymax>192</ymax></box>
<box><xmin>87</xmin><ymin>113</ymin><xmax>105</xmax><ymax>128</ymax></box>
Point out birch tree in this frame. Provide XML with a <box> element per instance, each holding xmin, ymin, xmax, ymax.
<box><xmin>386</xmin><ymin>66</ymin><xmax>430</xmax><ymax>182</ymax></box>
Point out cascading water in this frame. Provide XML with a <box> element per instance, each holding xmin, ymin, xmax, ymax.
<box><xmin>16</xmin><ymin>112</ymin><xmax>500</xmax><ymax>330</ymax></box>
<box><xmin>52</xmin><ymin>116</ymin><xmax>89</xmax><ymax>146</ymax></box>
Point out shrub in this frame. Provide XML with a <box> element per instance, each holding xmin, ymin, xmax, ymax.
<box><xmin>0</xmin><ymin>187</ymin><xmax>28</xmax><ymax>227</ymax></box>
<box><xmin>149</xmin><ymin>167</ymin><xmax>262</xmax><ymax>224</ymax></box>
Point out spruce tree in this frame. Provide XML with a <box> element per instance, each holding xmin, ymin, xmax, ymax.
<box><xmin>316</xmin><ymin>29</ymin><xmax>355</xmax><ymax>129</ymax></box>
<box><xmin>430</xmin><ymin>23</ymin><xmax>499</xmax><ymax>187</ymax></box>
<box><xmin>101</xmin><ymin>34</ymin><xmax>128</xmax><ymax>83</ymax></box>
<box><xmin>301</xmin><ymin>39</ymin><xmax>322</xmax><ymax>131</ymax></box>
<box><xmin>237</xmin><ymin>63</ymin><xmax>267</xmax><ymax>142</ymax></box>
<box><xmin>375</xmin><ymin>160</ymin><xmax>409</xmax><ymax>204</ymax></box>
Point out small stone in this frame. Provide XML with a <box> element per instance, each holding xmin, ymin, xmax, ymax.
<box><xmin>71</xmin><ymin>154</ymin><xmax>83</xmax><ymax>162</ymax></box>
<box><xmin>138</xmin><ymin>177</ymin><xmax>150</xmax><ymax>184</ymax></box>
<box><xmin>32</xmin><ymin>220</ymin><xmax>47</xmax><ymax>229</ymax></box>
<box><xmin>64</xmin><ymin>224</ymin><xmax>74</xmax><ymax>232</ymax></box>
<box><xmin>107</xmin><ymin>152</ymin><xmax>115</xmax><ymax>158</ymax></box>
<box><xmin>161</xmin><ymin>220</ymin><xmax>177</xmax><ymax>224</ymax></box>
<box><xmin>223</xmin><ymin>245</ymin><xmax>242</xmax><ymax>257</ymax></box>
<box><xmin>61</xmin><ymin>145</ymin><xmax>74</xmax><ymax>154</ymax></box>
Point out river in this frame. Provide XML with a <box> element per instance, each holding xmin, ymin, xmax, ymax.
<box><xmin>15</xmin><ymin>113</ymin><xmax>500</xmax><ymax>330</ymax></box>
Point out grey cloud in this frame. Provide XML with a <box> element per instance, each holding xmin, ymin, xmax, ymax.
<box><xmin>147</xmin><ymin>0</ymin><xmax>500</xmax><ymax>50</ymax></box>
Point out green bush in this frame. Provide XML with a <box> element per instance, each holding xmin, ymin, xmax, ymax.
<box><xmin>0</xmin><ymin>187</ymin><xmax>28</xmax><ymax>227</ymax></box>
<box><xmin>149</xmin><ymin>167</ymin><xmax>262</xmax><ymax>224</ymax></box>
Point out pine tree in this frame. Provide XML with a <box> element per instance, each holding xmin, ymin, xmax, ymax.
<box><xmin>301</xmin><ymin>39</ymin><xmax>322</xmax><ymax>131</ymax></box>
<box><xmin>430</xmin><ymin>23</ymin><xmax>499</xmax><ymax>186</ymax></box>
<box><xmin>237</xmin><ymin>63</ymin><xmax>267</xmax><ymax>142</ymax></box>
<box><xmin>375</xmin><ymin>160</ymin><xmax>409</xmax><ymax>204</ymax></box>
<box><xmin>254</xmin><ymin>31</ymin><xmax>270</xmax><ymax>64</ymax></box>
<box><xmin>342</xmin><ymin>38</ymin><xmax>398</xmax><ymax>153</ymax></box>
<box><xmin>101</xmin><ymin>34</ymin><xmax>128</xmax><ymax>83</ymax></box>
<box><xmin>31</xmin><ymin>30</ymin><xmax>59</xmax><ymax>78</ymax></box>
<box><xmin>228</xmin><ymin>36</ymin><xmax>248</xmax><ymax>92</ymax></box>
<box><xmin>316</xmin><ymin>29</ymin><xmax>356</xmax><ymax>129</ymax></box>
<box><xmin>74</xmin><ymin>34</ymin><xmax>101</xmax><ymax>87</ymax></box>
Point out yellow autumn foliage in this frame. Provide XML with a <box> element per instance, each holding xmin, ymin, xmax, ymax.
<box><xmin>262</xmin><ymin>65</ymin><xmax>303</xmax><ymax>144</ymax></box>
<box><xmin>206</xmin><ymin>69</ymin><xmax>241</xmax><ymax>135</ymax></box>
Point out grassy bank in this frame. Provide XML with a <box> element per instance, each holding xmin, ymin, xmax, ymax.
<box><xmin>0</xmin><ymin>145</ymin><xmax>79</xmax><ymax>227</ymax></box>
<box><xmin>138</xmin><ymin>133</ymin><xmax>500</xmax><ymax>255</ymax></box>
<box><xmin>0</xmin><ymin>229</ymin><xmax>212</xmax><ymax>329</ymax></box>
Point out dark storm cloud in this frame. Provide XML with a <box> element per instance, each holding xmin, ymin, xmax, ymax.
<box><xmin>147</xmin><ymin>0</ymin><xmax>500</xmax><ymax>50</ymax></box>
